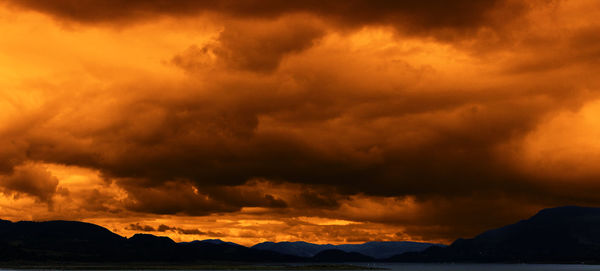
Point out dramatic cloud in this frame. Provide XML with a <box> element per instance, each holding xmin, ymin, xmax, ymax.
<box><xmin>4</xmin><ymin>0</ymin><xmax>526</xmax><ymax>34</ymax></box>
<box><xmin>172</xmin><ymin>16</ymin><xmax>326</xmax><ymax>72</ymax></box>
<box><xmin>127</xmin><ymin>223</ymin><xmax>207</xmax><ymax>235</ymax></box>
<box><xmin>0</xmin><ymin>0</ymin><xmax>599</xmax><ymax>245</ymax></box>
<box><xmin>0</xmin><ymin>163</ymin><xmax>62</xmax><ymax>204</ymax></box>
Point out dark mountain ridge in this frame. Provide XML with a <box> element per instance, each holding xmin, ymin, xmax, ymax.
<box><xmin>389</xmin><ymin>206</ymin><xmax>600</xmax><ymax>263</ymax></box>
<box><xmin>0</xmin><ymin>219</ymin><xmax>301</xmax><ymax>263</ymax></box>
<box><xmin>0</xmin><ymin>219</ymin><xmax>437</xmax><ymax>263</ymax></box>
<box><xmin>1</xmin><ymin>206</ymin><xmax>600</xmax><ymax>264</ymax></box>
<box><xmin>252</xmin><ymin>240</ymin><xmax>441</xmax><ymax>259</ymax></box>
<box><xmin>251</xmin><ymin>241</ymin><xmax>336</xmax><ymax>258</ymax></box>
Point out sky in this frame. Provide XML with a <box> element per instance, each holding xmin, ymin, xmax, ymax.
<box><xmin>0</xmin><ymin>0</ymin><xmax>600</xmax><ymax>246</ymax></box>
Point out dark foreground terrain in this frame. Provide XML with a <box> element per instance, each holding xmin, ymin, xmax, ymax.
<box><xmin>0</xmin><ymin>263</ymin><xmax>387</xmax><ymax>270</ymax></box>
<box><xmin>392</xmin><ymin>206</ymin><xmax>600</xmax><ymax>263</ymax></box>
<box><xmin>0</xmin><ymin>219</ymin><xmax>432</xmax><ymax>264</ymax></box>
<box><xmin>1</xmin><ymin>206</ymin><xmax>600</xmax><ymax>265</ymax></box>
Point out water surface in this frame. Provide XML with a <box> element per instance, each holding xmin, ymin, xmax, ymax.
<box><xmin>3</xmin><ymin>264</ymin><xmax>600</xmax><ymax>271</ymax></box>
<box><xmin>371</xmin><ymin>263</ymin><xmax>600</xmax><ymax>271</ymax></box>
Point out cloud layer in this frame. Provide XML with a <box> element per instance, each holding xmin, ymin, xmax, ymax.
<box><xmin>0</xmin><ymin>0</ymin><xmax>599</xmax><ymax>245</ymax></box>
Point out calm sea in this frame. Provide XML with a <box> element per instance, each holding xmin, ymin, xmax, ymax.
<box><xmin>374</xmin><ymin>263</ymin><xmax>600</xmax><ymax>271</ymax></box>
<box><xmin>3</xmin><ymin>264</ymin><xmax>600</xmax><ymax>271</ymax></box>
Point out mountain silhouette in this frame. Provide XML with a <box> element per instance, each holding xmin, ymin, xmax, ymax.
<box><xmin>0</xmin><ymin>219</ymin><xmax>300</xmax><ymax>263</ymax></box>
<box><xmin>252</xmin><ymin>241</ymin><xmax>440</xmax><ymax>259</ymax></box>
<box><xmin>312</xmin><ymin>249</ymin><xmax>374</xmax><ymax>262</ymax></box>
<box><xmin>0</xmin><ymin>220</ymin><xmax>127</xmax><ymax>261</ymax></box>
<box><xmin>252</xmin><ymin>241</ymin><xmax>336</xmax><ymax>258</ymax></box>
<box><xmin>389</xmin><ymin>206</ymin><xmax>600</xmax><ymax>263</ymax></box>
<box><xmin>1</xmin><ymin>206</ymin><xmax>600</xmax><ymax>264</ymax></box>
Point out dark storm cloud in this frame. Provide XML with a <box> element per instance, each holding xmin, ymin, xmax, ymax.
<box><xmin>155</xmin><ymin>224</ymin><xmax>207</xmax><ymax>235</ymax></box>
<box><xmin>5</xmin><ymin>0</ymin><xmax>526</xmax><ymax>35</ymax></box>
<box><xmin>117</xmin><ymin>180</ymin><xmax>287</xmax><ymax>215</ymax></box>
<box><xmin>14</xmin><ymin>17</ymin><xmax>600</xmax><ymax>212</ymax></box>
<box><xmin>298</xmin><ymin>191</ymin><xmax>342</xmax><ymax>209</ymax></box>
<box><xmin>172</xmin><ymin>17</ymin><xmax>325</xmax><ymax>72</ymax></box>
<box><xmin>61</xmin><ymin>82</ymin><xmax>565</xmax><ymax>200</ymax></box>
<box><xmin>127</xmin><ymin>223</ymin><xmax>207</xmax><ymax>235</ymax></box>
<box><xmin>127</xmin><ymin>223</ymin><xmax>156</xmax><ymax>232</ymax></box>
<box><xmin>219</xmin><ymin>20</ymin><xmax>322</xmax><ymax>72</ymax></box>
<box><xmin>505</xmin><ymin>25</ymin><xmax>600</xmax><ymax>74</ymax></box>
<box><xmin>0</xmin><ymin>164</ymin><xmax>61</xmax><ymax>204</ymax></box>
<box><xmin>2</xmin><ymin>0</ymin><xmax>600</xmax><ymax>244</ymax></box>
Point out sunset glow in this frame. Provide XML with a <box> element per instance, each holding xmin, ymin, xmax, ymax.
<box><xmin>1</xmin><ymin>0</ymin><xmax>600</xmax><ymax>246</ymax></box>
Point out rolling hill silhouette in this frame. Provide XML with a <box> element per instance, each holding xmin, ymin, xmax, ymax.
<box><xmin>0</xmin><ymin>219</ymin><xmax>299</xmax><ymax>262</ymax></box>
<box><xmin>389</xmin><ymin>206</ymin><xmax>600</xmax><ymax>263</ymax></box>
<box><xmin>252</xmin><ymin>241</ymin><xmax>440</xmax><ymax>258</ymax></box>
<box><xmin>1</xmin><ymin>206</ymin><xmax>599</xmax><ymax>264</ymax></box>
